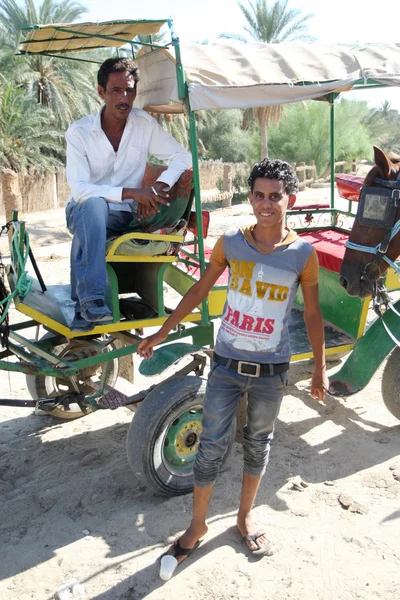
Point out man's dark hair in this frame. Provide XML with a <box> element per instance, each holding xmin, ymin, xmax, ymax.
<box><xmin>97</xmin><ymin>58</ymin><xmax>140</xmax><ymax>90</ymax></box>
<box><xmin>248</xmin><ymin>158</ymin><xmax>299</xmax><ymax>195</ymax></box>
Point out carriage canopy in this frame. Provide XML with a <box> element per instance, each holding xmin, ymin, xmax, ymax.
<box><xmin>17</xmin><ymin>20</ymin><xmax>400</xmax><ymax>112</ymax></box>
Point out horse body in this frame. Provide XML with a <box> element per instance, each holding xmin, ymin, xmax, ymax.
<box><xmin>340</xmin><ymin>146</ymin><xmax>400</xmax><ymax>297</ymax></box>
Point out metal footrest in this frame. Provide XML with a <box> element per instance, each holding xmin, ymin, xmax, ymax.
<box><xmin>98</xmin><ymin>388</ymin><xmax>129</xmax><ymax>410</ymax></box>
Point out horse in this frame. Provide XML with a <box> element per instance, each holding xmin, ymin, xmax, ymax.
<box><xmin>340</xmin><ymin>146</ymin><xmax>400</xmax><ymax>298</ymax></box>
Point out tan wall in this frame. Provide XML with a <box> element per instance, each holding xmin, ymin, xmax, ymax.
<box><xmin>0</xmin><ymin>170</ymin><xmax>70</xmax><ymax>215</ymax></box>
<box><xmin>198</xmin><ymin>160</ymin><xmax>248</xmax><ymax>191</ymax></box>
<box><xmin>0</xmin><ymin>162</ymin><xmax>248</xmax><ymax>215</ymax></box>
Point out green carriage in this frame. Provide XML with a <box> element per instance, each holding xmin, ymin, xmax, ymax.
<box><xmin>1</xmin><ymin>20</ymin><xmax>400</xmax><ymax>495</ymax></box>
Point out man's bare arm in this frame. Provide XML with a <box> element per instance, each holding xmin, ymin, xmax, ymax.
<box><xmin>301</xmin><ymin>283</ymin><xmax>329</xmax><ymax>401</ymax></box>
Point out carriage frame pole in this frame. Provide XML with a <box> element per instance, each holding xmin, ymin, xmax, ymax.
<box><xmin>171</xmin><ymin>23</ymin><xmax>210</xmax><ymax>325</ymax></box>
<box><xmin>329</xmin><ymin>93</ymin><xmax>336</xmax><ymax>212</ymax></box>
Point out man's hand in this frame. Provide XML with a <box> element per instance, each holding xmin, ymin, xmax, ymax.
<box><xmin>310</xmin><ymin>366</ymin><xmax>329</xmax><ymax>401</ymax></box>
<box><xmin>138</xmin><ymin>331</ymin><xmax>168</xmax><ymax>359</ymax></box>
<box><xmin>123</xmin><ymin>183</ymin><xmax>170</xmax><ymax>221</ymax></box>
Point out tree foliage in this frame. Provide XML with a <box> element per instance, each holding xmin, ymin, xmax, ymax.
<box><xmin>267</xmin><ymin>99</ymin><xmax>374</xmax><ymax>176</ymax></box>
<box><xmin>219</xmin><ymin>1</ymin><xmax>314</xmax><ymax>158</ymax></box>
<box><xmin>220</xmin><ymin>0</ymin><xmax>314</xmax><ymax>43</ymax></box>
<box><xmin>0</xmin><ymin>0</ymin><xmax>100</xmax><ymax>128</ymax></box>
<box><xmin>0</xmin><ymin>84</ymin><xmax>64</xmax><ymax>173</ymax></box>
<box><xmin>196</xmin><ymin>109</ymin><xmax>258</xmax><ymax>163</ymax></box>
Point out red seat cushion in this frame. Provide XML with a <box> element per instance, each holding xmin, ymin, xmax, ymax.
<box><xmin>336</xmin><ymin>174</ymin><xmax>364</xmax><ymax>202</ymax></box>
<box><xmin>182</xmin><ymin>230</ymin><xmax>349</xmax><ymax>282</ymax></box>
<box><xmin>298</xmin><ymin>229</ymin><xmax>349</xmax><ymax>273</ymax></box>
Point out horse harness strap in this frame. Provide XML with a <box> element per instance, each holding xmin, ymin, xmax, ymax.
<box><xmin>345</xmin><ymin>170</ymin><xmax>400</xmax><ymax>271</ymax></box>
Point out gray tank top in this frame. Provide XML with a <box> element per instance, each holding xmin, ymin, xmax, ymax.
<box><xmin>214</xmin><ymin>229</ymin><xmax>314</xmax><ymax>363</ymax></box>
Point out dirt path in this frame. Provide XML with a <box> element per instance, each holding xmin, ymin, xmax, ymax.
<box><xmin>0</xmin><ymin>201</ymin><xmax>400</xmax><ymax>600</ymax></box>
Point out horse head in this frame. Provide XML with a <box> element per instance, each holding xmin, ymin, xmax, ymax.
<box><xmin>340</xmin><ymin>146</ymin><xmax>400</xmax><ymax>298</ymax></box>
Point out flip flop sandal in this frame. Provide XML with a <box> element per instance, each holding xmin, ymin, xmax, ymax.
<box><xmin>242</xmin><ymin>529</ymin><xmax>273</xmax><ymax>556</ymax></box>
<box><xmin>162</xmin><ymin>537</ymin><xmax>201</xmax><ymax>561</ymax></box>
<box><xmin>159</xmin><ymin>538</ymin><xmax>201</xmax><ymax>579</ymax></box>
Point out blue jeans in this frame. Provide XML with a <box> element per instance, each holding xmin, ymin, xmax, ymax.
<box><xmin>194</xmin><ymin>363</ymin><xmax>287</xmax><ymax>487</ymax></box>
<box><xmin>66</xmin><ymin>198</ymin><xmax>134</xmax><ymax>305</ymax></box>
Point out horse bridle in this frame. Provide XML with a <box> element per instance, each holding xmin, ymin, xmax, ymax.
<box><xmin>345</xmin><ymin>172</ymin><xmax>400</xmax><ymax>279</ymax></box>
<box><xmin>345</xmin><ymin>172</ymin><xmax>400</xmax><ymax>343</ymax></box>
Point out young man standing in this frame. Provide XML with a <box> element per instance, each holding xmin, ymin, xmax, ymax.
<box><xmin>138</xmin><ymin>158</ymin><xmax>328</xmax><ymax>563</ymax></box>
<box><xmin>65</xmin><ymin>58</ymin><xmax>191</xmax><ymax>331</ymax></box>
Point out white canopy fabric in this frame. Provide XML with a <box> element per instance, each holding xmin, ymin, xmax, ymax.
<box><xmin>17</xmin><ymin>21</ymin><xmax>400</xmax><ymax>111</ymax></box>
<box><xmin>18</xmin><ymin>20</ymin><xmax>168</xmax><ymax>54</ymax></box>
<box><xmin>136</xmin><ymin>42</ymin><xmax>400</xmax><ymax>112</ymax></box>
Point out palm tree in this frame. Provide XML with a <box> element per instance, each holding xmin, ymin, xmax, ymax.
<box><xmin>0</xmin><ymin>0</ymin><xmax>100</xmax><ymax>127</ymax></box>
<box><xmin>219</xmin><ymin>0</ymin><xmax>314</xmax><ymax>158</ymax></box>
<box><xmin>0</xmin><ymin>83</ymin><xmax>64</xmax><ymax>173</ymax></box>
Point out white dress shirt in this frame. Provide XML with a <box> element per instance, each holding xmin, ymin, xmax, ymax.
<box><xmin>65</xmin><ymin>107</ymin><xmax>192</xmax><ymax>211</ymax></box>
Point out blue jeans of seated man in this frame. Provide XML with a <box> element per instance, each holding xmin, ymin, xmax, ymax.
<box><xmin>66</xmin><ymin>197</ymin><xmax>134</xmax><ymax>305</ymax></box>
<box><xmin>193</xmin><ymin>362</ymin><xmax>287</xmax><ymax>488</ymax></box>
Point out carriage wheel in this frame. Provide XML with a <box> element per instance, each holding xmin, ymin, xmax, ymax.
<box><xmin>26</xmin><ymin>338</ymin><xmax>119</xmax><ymax>420</ymax></box>
<box><xmin>126</xmin><ymin>375</ymin><xmax>235</xmax><ymax>496</ymax></box>
<box><xmin>381</xmin><ymin>347</ymin><xmax>400</xmax><ymax>421</ymax></box>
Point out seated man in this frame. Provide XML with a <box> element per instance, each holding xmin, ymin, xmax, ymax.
<box><xmin>65</xmin><ymin>57</ymin><xmax>192</xmax><ymax>331</ymax></box>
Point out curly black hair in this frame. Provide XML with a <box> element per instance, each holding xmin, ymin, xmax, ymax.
<box><xmin>97</xmin><ymin>58</ymin><xmax>140</xmax><ymax>91</ymax></box>
<box><xmin>248</xmin><ymin>158</ymin><xmax>299</xmax><ymax>195</ymax></box>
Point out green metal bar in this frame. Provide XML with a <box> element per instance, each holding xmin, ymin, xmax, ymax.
<box><xmin>21</xmin><ymin>20</ymin><xmax>170</xmax><ymax>31</ymax></box>
<box><xmin>18</xmin><ymin>51</ymin><xmax>102</xmax><ymax>64</ymax></box>
<box><xmin>288</xmin><ymin>208</ymin><xmax>355</xmax><ymax>218</ymax></box>
<box><xmin>0</xmin><ymin>359</ymin><xmax>76</xmax><ymax>376</ymax></box>
<box><xmin>329</xmin><ymin>93</ymin><xmax>336</xmax><ymax>211</ymax></box>
<box><xmin>188</xmin><ymin>111</ymin><xmax>209</xmax><ymax>324</ymax></box>
<box><xmin>173</xmin><ymin>40</ymin><xmax>186</xmax><ymax>100</ymax></box>
<box><xmin>8</xmin><ymin>331</ymin><xmax>71</xmax><ymax>366</ymax></box>
<box><xmin>9</xmin><ymin>319</ymin><xmax>38</xmax><ymax>331</ymax></box>
<box><xmin>42</xmin><ymin>27</ymin><xmax>170</xmax><ymax>50</ymax></box>
<box><xmin>156</xmin><ymin>263</ymin><xmax>170</xmax><ymax>316</ymax></box>
<box><xmin>61</xmin><ymin>324</ymin><xmax>213</xmax><ymax>372</ymax></box>
<box><xmin>173</xmin><ymin>38</ymin><xmax>210</xmax><ymax>325</ymax></box>
<box><xmin>17</xmin><ymin>221</ymin><xmax>25</xmax><ymax>281</ymax></box>
<box><xmin>329</xmin><ymin>297</ymin><xmax>400</xmax><ymax>395</ymax></box>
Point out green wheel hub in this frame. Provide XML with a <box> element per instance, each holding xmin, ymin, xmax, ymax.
<box><xmin>163</xmin><ymin>407</ymin><xmax>203</xmax><ymax>469</ymax></box>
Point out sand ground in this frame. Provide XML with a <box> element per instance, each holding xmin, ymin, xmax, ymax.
<box><xmin>0</xmin><ymin>190</ymin><xmax>399</xmax><ymax>600</ymax></box>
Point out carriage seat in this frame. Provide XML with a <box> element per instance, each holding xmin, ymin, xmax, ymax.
<box><xmin>106</xmin><ymin>163</ymin><xmax>193</xmax><ymax>258</ymax></box>
<box><xmin>298</xmin><ymin>229</ymin><xmax>349</xmax><ymax>273</ymax></box>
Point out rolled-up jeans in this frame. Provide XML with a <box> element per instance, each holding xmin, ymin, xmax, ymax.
<box><xmin>66</xmin><ymin>197</ymin><xmax>135</xmax><ymax>305</ymax></box>
<box><xmin>194</xmin><ymin>362</ymin><xmax>287</xmax><ymax>488</ymax></box>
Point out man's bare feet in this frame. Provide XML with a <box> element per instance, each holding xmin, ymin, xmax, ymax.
<box><xmin>237</xmin><ymin>512</ymin><xmax>271</xmax><ymax>554</ymax></box>
<box><xmin>167</xmin><ymin>523</ymin><xmax>208</xmax><ymax>565</ymax></box>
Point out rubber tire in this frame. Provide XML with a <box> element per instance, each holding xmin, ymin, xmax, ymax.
<box><xmin>26</xmin><ymin>338</ymin><xmax>118</xmax><ymax>420</ymax></box>
<box><xmin>126</xmin><ymin>375</ymin><xmax>236</xmax><ymax>496</ymax></box>
<box><xmin>381</xmin><ymin>347</ymin><xmax>400</xmax><ymax>421</ymax></box>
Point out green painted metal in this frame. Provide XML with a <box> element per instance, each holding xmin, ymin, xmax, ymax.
<box><xmin>329</xmin><ymin>298</ymin><xmax>400</xmax><ymax>395</ymax></box>
<box><xmin>8</xmin><ymin>331</ymin><xmax>71</xmax><ymax>366</ymax></box>
<box><xmin>330</xmin><ymin>94</ymin><xmax>336</xmax><ymax>210</ymax></box>
<box><xmin>139</xmin><ymin>342</ymin><xmax>203</xmax><ymax>376</ymax></box>
<box><xmin>165</xmin><ymin>264</ymin><xmax>197</xmax><ymax>298</ymax></box>
<box><xmin>173</xmin><ymin>39</ymin><xmax>209</xmax><ymax>324</ymax></box>
<box><xmin>163</xmin><ymin>407</ymin><xmax>202</xmax><ymax>468</ymax></box>
<box><xmin>26</xmin><ymin>25</ymin><xmax>170</xmax><ymax>51</ymax></box>
<box><xmin>189</xmin><ymin>321</ymin><xmax>214</xmax><ymax>347</ymax></box>
<box><xmin>295</xmin><ymin>267</ymin><xmax>365</xmax><ymax>339</ymax></box>
<box><xmin>39</xmin><ymin>324</ymin><xmax>213</xmax><ymax>374</ymax></box>
<box><xmin>0</xmin><ymin>359</ymin><xmax>77</xmax><ymax>377</ymax></box>
<box><xmin>188</xmin><ymin>110</ymin><xmax>210</xmax><ymax>324</ymax></box>
<box><xmin>105</xmin><ymin>264</ymin><xmax>121</xmax><ymax>322</ymax></box>
<box><xmin>18</xmin><ymin>221</ymin><xmax>25</xmax><ymax>282</ymax></box>
<box><xmin>156</xmin><ymin>263</ymin><xmax>170</xmax><ymax>315</ymax></box>
<box><xmin>17</xmin><ymin>52</ymin><xmax>103</xmax><ymax>64</ymax></box>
